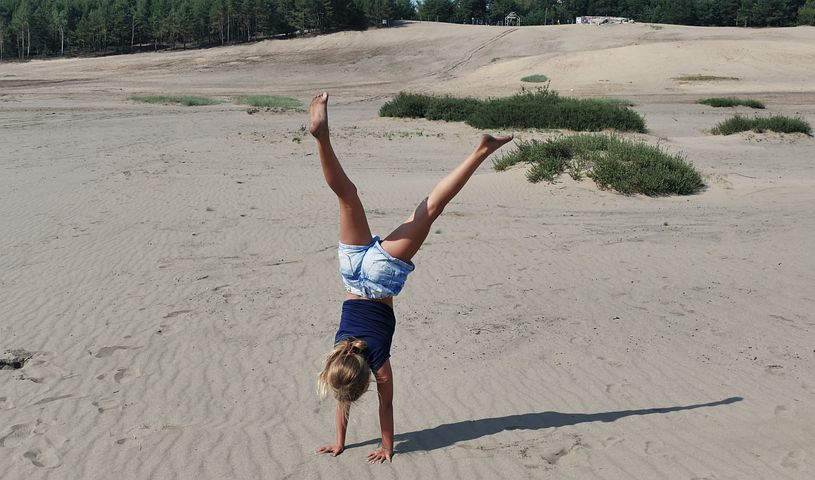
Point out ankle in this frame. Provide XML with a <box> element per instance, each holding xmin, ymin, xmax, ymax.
<box><xmin>475</xmin><ymin>145</ymin><xmax>492</xmax><ymax>157</ymax></box>
<box><xmin>312</xmin><ymin>129</ymin><xmax>330</xmax><ymax>142</ymax></box>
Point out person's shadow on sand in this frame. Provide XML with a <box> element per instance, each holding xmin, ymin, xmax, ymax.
<box><xmin>345</xmin><ymin>396</ymin><xmax>742</xmax><ymax>453</ymax></box>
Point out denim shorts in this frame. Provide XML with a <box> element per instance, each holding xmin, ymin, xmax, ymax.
<box><xmin>338</xmin><ymin>236</ymin><xmax>415</xmax><ymax>299</ymax></box>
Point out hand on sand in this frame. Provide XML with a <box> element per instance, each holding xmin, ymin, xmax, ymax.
<box><xmin>315</xmin><ymin>444</ymin><xmax>344</xmax><ymax>457</ymax></box>
<box><xmin>366</xmin><ymin>447</ymin><xmax>393</xmax><ymax>464</ymax></box>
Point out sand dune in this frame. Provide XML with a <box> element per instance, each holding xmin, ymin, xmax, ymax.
<box><xmin>1</xmin><ymin>21</ymin><xmax>814</xmax><ymax>479</ymax></box>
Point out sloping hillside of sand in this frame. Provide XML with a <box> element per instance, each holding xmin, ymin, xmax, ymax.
<box><xmin>3</xmin><ymin>22</ymin><xmax>815</xmax><ymax>100</ymax></box>
<box><xmin>1</xmin><ymin>22</ymin><xmax>814</xmax><ymax>480</ymax></box>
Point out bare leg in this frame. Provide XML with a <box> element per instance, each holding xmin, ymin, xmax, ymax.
<box><xmin>310</xmin><ymin>92</ymin><xmax>372</xmax><ymax>246</ymax></box>
<box><xmin>380</xmin><ymin>134</ymin><xmax>513</xmax><ymax>262</ymax></box>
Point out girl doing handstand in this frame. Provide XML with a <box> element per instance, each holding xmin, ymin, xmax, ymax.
<box><xmin>312</xmin><ymin>92</ymin><xmax>512</xmax><ymax>463</ymax></box>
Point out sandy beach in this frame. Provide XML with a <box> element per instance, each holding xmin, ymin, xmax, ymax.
<box><xmin>1</xmin><ymin>21</ymin><xmax>814</xmax><ymax>479</ymax></box>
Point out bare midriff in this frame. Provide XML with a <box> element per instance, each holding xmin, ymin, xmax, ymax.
<box><xmin>345</xmin><ymin>293</ymin><xmax>394</xmax><ymax>308</ymax></box>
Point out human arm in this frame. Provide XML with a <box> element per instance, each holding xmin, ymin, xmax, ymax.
<box><xmin>316</xmin><ymin>403</ymin><xmax>348</xmax><ymax>457</ymax></box>
<box><xmin>367</xmin><ymin>360</ymin><xmax>394</xmax><ymax>463</ymax></box>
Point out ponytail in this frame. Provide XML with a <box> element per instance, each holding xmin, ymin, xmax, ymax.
<box><xmin>317</xmin><ymin>337</ymin><xmax>371</xmax><ymax>407</ymax></box>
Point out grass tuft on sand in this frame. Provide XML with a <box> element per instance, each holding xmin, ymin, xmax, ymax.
<box><xmin>132</xmin><ymin>95</ymin><xmax>221</xmax><ymax>106</ymax></box>
<box><xmin>712</xmin><ymin>115</ymin><xmax>812</xmax><ymax>135</ymax></box>
<box><xmin>494</xmin><ymin>135</ymin><xmax>703</xmax><ymax>196</ymax></box>
<box><xmin>698</xmin><ymin>97</ymin><xmax>765</xmax><ymax>109</ymax></box>
<box><xmin>380</xmin><ymin>89</ymin><xmax>646</xmax><ymax>132</ymax></box>
<box><xmin>237</xmin><ymin>95</ymin><xmax>303</xmax><ymax>109</ymax></box>
<box><xmin>592</xmin><ymin>97</ymin><xmax>636</xmax><ymax>107</ymax></box>
<box><xmin>521</xmin><ymin>74</ymin><xmax>549</xmax><ymax>83</ymax></box>
<box><xmin>673</xmin><ymin>74</ymin><xmax>740</xmax><ymax>82</ymax></box>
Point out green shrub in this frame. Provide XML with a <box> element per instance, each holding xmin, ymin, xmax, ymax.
<box><xmin>521</xmin><ymin>74</ymin><xmax>549</xmax><ymax>83</ymax></box>
<box><xmin>466</xmin><ymin>90</ymin><xmax>646</xmax><ymax>133</ymax></box>
<box><xmin>712</xmin><ymin>115</ymin><xmax>812</xmax><ymax>135</ymax></box>
<box><xmin>378</xmin><ymin>92</ymin><xmax>480</xmax><ymax>121</ymax></box>
<box><xmin>379</xmin><ymin>92</ymin><xmax>435</xmax><ymax>118</ymax></box>
<box><xmin>380</xmin><ymin>89</ymin><xmax>646</xmax><ymax>132</ymax></box>
<box><xmin>132</xmin><ymin>95</ymin><xmax>221</xmax><ymax>106</ymax></box>
<box><xmin>424</xmin><ymin>96</ymin><xmax>481</xmax><ymax>122</ymax></box>
<box><xmin>590</xmin><ymin>139</ymin><xmax>704</xmax><ymax>195</ymax></box>
<box><xmin>237</xmin><ymin>95</ymin><xmax>303</xmax><ymax>109</ymax></box>
<box><xmin>698</xmin><ymin>97</ymin><xmax>765</xmax><ymax>109</ymax></box>
<box><xmin>494</xmin><ymin>135</ymin><xmax>703</xmax><ymax>196</ymax></box>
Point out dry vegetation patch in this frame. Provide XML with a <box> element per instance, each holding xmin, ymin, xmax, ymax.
<box><xmin>131</xmin><ymin>95</ymin><xmax>221</xmax><ymax>106</ymax></box>
<box><xmin>674</xmin><ymin>74</ymin><xmax>740</xmax><ymax>82</ymax></box>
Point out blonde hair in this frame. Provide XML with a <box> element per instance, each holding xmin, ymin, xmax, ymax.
<box><xmin>318</xmin><ymin>337</ymin><xmax>371</xmax><ymax>413</ymax></box>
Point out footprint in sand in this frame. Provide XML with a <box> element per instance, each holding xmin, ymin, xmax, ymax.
<box><xmin>539</xmin><ymin>435</ymin><xmax>589</xmax><ymax>466</ymax></box>
<box><xmin>1</xmin><ymin>422</ymin><xmax>40</xmax><ymax>448</ymax></box>
<box><xmin>0</xmin><ymin>396</ymin><xmax>14</xmax><ymax>410</ymax></box>
<box><xmin>604</xmin><ymin>383</ymin><xmax>633</xmax><ymax>395</ymax></box>
<box><xmin>22</xmin><ymin>434</ymin><xmax>67</xmax><ymax>468</ymax></box>
<box><xmin>92</xmin><ymin>397</ymin><xmax>122</xmax><ymax>414</ymax></box>
<box><xmin>116</xmin><ymin>423</ymin><xmax>183</xmax><ymax>446</ymax></box>
<box><xmin>94</xmin><ymin>346</ymin><xmax>138</xmax><ymax>358</ymax></box>
<box><xmin>0</xmin><ymin>419</ymin><xmax>48</xmax><ymax>448</ymax></box>
<box><xmin>541</xmin><ymin>442</ymin><xmax>588</xmax><ymax>466</ymax></box>
<box><xmin>113</xmin><ymin>367</ymin><xmax>141</xmax><ymax>384</ymax></box>
<box><xmin>8</xmin><ymin>352</ymin><xmax>72</xmax><ymax>384</ymax></box>
<box><xmin>155</xmin><ymin>323</ymin><xmax>184</xmax><ymax>336</ymax></box>
<box><xmin>597</xmin><ymin>356</ymin><xmax>624</xmax><ymax>367</ymax></box>
<box><xmin>583</xmin><ymin>435</ymin><xmax>624</xmax><ymax>450</ymax></box>
<box><xmin>765</xmin><ymin>364</ymin><xmax>784</xmax><ymax>375</ymax></box>
<box><xmin>781</xmin><ymin>449</ymin><xmax>806</xmax><ymax>471</ymax></box>
<box><xmin>95</xmin><ymin>367</ymin><xmax>141</xmax><ymax>383</ymax></box>
<box><xmin>156</xmin><ymin>310</ymin><xmax>193</xmax><ymax>336</ymax></box>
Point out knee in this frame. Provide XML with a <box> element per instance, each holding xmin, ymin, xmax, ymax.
<box><xmin>332</xmin><ymin>181</ymin><xmax>358</xmax><ymax>199</ymax></box>
<box><xmin>425</xmin><ymin>198</ymin><xmax>444</xmax><ymax>220</ymax></box>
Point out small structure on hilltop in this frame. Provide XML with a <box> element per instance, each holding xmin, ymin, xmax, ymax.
<box><xmin>505</xmin><ymin>12</ymin><xmax>521</xmax><ymax>26</ymax></box>
<box><xmin>575</xmin><ymin>16</ymin><xmax>633</xmax><ymax>25</ymax></box>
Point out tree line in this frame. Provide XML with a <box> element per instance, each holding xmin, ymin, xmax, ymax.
<box><xmin>419</xmin><ymin>0</ymin><xmax>815</xmax><ymax>27</ymax></box>
<box><xmin>0</xmin><ymin>0</ymin><xmax>415</xmax><ymax>59</ymax></box>
<box><xmin>1</xmin><ymin>0</ymin><xmax>813</xmax><ymax>60</ymax></box>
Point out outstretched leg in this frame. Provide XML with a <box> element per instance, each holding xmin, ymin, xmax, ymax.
<box><xmin>380</xmin><ymin>134</ymin><xmax>513</xmax><ymax>262</ymax></box>
<box><xmin>310</xmin><ymin>92</ymin><xmax>372</xmax><ymax>246</ymax></box>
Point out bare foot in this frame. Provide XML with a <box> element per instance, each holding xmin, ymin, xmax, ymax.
<box><xmin>309</xmin><ymin>92</ymin><xmax>329</xmax><ymax>138</ymax></box>
<box><xmin>479</xmin><ymin>134</ymin><xmax>514</xmax><ymax>153</ymax></box>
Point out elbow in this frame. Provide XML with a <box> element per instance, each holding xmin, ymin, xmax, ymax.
<box><xmin>425</xmin><ymin>198</ymin><xmax>444</xmax><ymax>220</ymax></box>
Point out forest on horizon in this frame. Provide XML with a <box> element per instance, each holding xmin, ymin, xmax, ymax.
<box><xmin>1</xmin><ymin>0</ymin><xmax>814</xmax><ymax>61</ymax></box>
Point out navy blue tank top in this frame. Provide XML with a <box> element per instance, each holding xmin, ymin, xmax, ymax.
<box><xmin>335</xmin><ymin>299</ymin><xmax>396</xmax><ymax>372</ymax></box>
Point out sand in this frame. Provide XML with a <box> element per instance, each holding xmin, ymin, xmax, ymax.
<box><xmin>1</xmin><ymin>21</ymin><xmax>814</xmax><ymax>479</ymax></box>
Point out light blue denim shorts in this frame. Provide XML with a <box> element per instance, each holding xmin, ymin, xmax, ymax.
<box><xmin>338</xmin><ymin>236</ymin><xmax>415</xmax><ymax>299</ymax></box>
